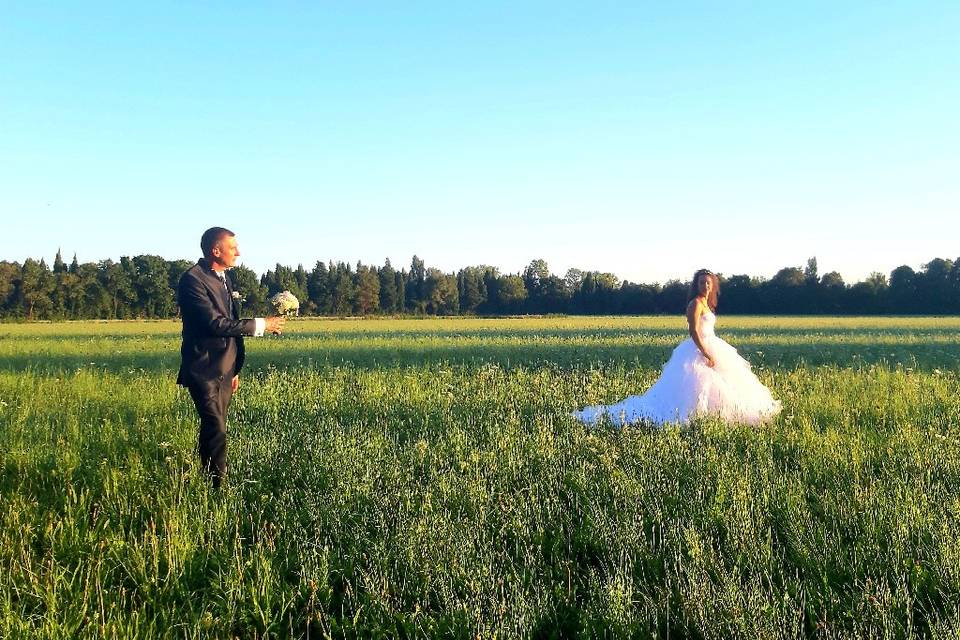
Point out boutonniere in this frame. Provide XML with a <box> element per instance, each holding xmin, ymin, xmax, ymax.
<box><xmin>232</xmin><ymin>291</ymin><xmax>245</xmax><ymax>302</ymax></box>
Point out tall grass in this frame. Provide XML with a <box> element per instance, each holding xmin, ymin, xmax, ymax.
<box><xmin>1</xmin><ymin>317</ymin><xmax>959</xmax><ymax>638</ymax></box>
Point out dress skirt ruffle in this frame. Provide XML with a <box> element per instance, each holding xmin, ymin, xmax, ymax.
<box><xmin>573</xmin><ymin>336</ymin><xmax>781</xmax><ymax>427</ymax></box>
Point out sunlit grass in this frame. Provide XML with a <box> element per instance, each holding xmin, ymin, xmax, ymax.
<box><xmin>1</xmin><ymin>317</ymin><xmax>959</xmax><ymax>638</ymax></box>
<box><xmin>2</xmin><ymin>316</ymin><xmax>959</xmax><ymax>372</ymax></box>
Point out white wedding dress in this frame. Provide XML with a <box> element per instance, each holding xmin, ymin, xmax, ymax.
<box><xmin>573</xmin><ymin>310</ymin><xmax>781</xmax><ymax>426</ymax></box>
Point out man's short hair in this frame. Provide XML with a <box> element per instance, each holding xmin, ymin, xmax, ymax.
<box><xmin>200</xmin><ymin>227</ymin><xmax>235</xmax><ymax>258</ymax></box>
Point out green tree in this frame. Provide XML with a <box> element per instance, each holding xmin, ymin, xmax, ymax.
<box><xmin>354</xmin><ymin>262</ymin><xmax>381</xmax><ymax>315</ymax></box>
<box><xmin>480</xmin><ymin>267</ymin><xmax>502</xmax><ymax>314</ymax></box>
<box><xmin>262</xmin><ymin>263</ymin><xmax>307</xmax><ymax>304</ymax></box>
<box><xmin>767</xmin><ymin>266</ymin><xmax>806</xmax><ymax>313</ymax></box>
<box><xmin>848</xmin><ymin>272</ymin><xmax>887</xmax><ymax>313</ymax></box>
<box><xmin>230</xmin><ymin>264</ymin><xmax>269</xmax><ymax>316</ymax></box>
<box><xmin>522</xmin><ymin>258</ymin><xmax>551</xmax><ymax>313</ymax></box>
<box><xmin>563</xmin><ymin>268</ymin><xmax>584</xmax><ymax>311</ymax></box>
<box><xmin>658</xmin><ymin>280</ymin><xmax>689</xmax><ymax>314</ymax></box>
<box><xmin>329</xmin><ymin>263</ymin><xmax>355</xmax><ymax>315</ymax></box>
<box><xmin>804</xmin><ymin>257</ymin><xmax>819</xmax><ymax>285</ymax></box>
<box><xmin>496</xmin><ymin>274</ymin><xmax>527</xmax><ymax>313</ymax></box>
<box><xmin>133</xmin><ymin>255</ymin><xmax>176</xmax><ymax>318</ymax></box>
<box><xmin>394</xmin><ymin>271</ymin><xmax>406</xmax><ymax>314</ymax></box>
<box><xmin>719</xmin><ymin>275</ymin><xmax>755</xmax><ymax>314</ymax></box>
<box><xmin>800</xmin><ymin>257</ymin><xmax>822</xmax><ymax>313</ymax></box>
<box><xmin>378</xmin><ymin>259</ymin><xmax>399</xmax><ymax>313</ymax></box>
<box><xmin>619</xmin><ymin>281</ymin><xmax>658</xmax><ymax>314</ymax></box>
<box><xmin>55</xmin><ymin>270</ymin><xmax>84</xmax><ymax>319</ymax></box>
<box><xmin>867</xmin><ymin>272</ymin><xmax>888</xmax><ymax>290</ymax></box>
<box><xmin>99</xmin><ymin>260</ymin><xmax>137</xmax><ymax>319</ymax></box>
<box><xmin>308</xmin><ymin>261</ymin><xmax>330</xmax><ymax>315</ymax></box>
<box><xmin>918</xmin><ymin>258</ymin><xmax>953</xmax><ymax>313</ymax></box>
<box><xmin>819</xmin><ymin>271</ymin><xmax>846</xmax><ymax>313</ymax></box>
<box><xmin>771</xmin><ymin>267</ymin><xmax>805</xmax><ymax>287</ymax></box>
<box><xmin>425</xmin><ymin>268</ymin><xmax>459</xmax><ymax>315</ymax></box>
<box><xmin>457</xmin><ymin>266</ymin><xmax>488</xmax><ymax>314</ymax></box>
<box><xmin>539</xmin><ymin>275</ymin><xmax>571</xmax><ymax>313</ymax></box>
<box><xmin>576</xmin><ymin>271</ymin><xmax>620</xmax><ymax>314</ymax></box>
<box><xmin>294</xmin><ymin>264</ymin><xmax>309</xmax><ymax>300</ymax></box>
<box><xmin>820</xmin><ymin>272</ymin><xmax>845</xmax><ymax>288</ymax></box>
<box><xmin>0</xmin><ymin>261</ymin><xmax>21</xmax><ymax>317</ymax></box>
<box><xmin>406</xmin><ymin>256</ymin><xmax>427</xmax><ymax>313</ymax></box>
<box><xmin>167</xmin><ymin>259</ymin><xmax>194</xmax><ymax>290</ymax></box>
<box><xmin>53</xmin><ymin>249</ymin><xmax>67</xmax><ymax>274</ymax></box>
<box><xmin>950</xmin><ymin>256</ymin><xmax>960</xmax><ymax>312</ymax></box>
<box><xmin>18</xmin><ymin>259</ymin><xmax>56</xmax><ymax>319</ymax></box>
<box><xmin>79</xmin><ymin>262</ymin><xmax>109</xmax><ymax>318</ymax></box>
<box><xmin>888</xmin><ymin>265</ymin><xmax>916</xmax><ymax>313</ymax></box>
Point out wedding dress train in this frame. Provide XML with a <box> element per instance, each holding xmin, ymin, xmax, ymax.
<box><xmin>573</xmin><ymin>311</ymin><xmax>780</xmax><ymax>426</ymax></box>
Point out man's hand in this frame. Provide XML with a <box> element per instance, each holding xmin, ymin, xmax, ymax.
<box><xmin>231</xmin><ymin>375</ymin><xmax>240</xmax><ymax>392</ymax></box>
<box><xmin>265</xmin><ymin>316</ymin><xmax>286</xmax><ymax>335</ymax></box>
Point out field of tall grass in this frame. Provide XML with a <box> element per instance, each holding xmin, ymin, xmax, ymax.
<box><xmin>1</xmin><ymin>316</ymin><xmax>959</xmax><ymax>638</ymax></box>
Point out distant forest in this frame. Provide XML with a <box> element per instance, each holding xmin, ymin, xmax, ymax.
<box><xmin>1</xmin><ymin>252</ymin><xmax>958</xmax><ymax>320</ymax></box>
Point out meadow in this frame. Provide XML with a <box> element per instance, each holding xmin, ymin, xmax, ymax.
<box><xmin>1</xmin><ymin>316</ymin><xmax>959</xmax><ymax>638</ymax></box>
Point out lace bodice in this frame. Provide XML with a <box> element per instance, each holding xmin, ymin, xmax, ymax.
<box><xmin>700</xmin><ymin>310</ymin><xmax>716</xmax><ymax>336</ymax></box>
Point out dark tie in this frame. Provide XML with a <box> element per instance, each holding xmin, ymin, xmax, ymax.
<box><xmin>215</xmin><ymin>272</ymin><xmax>232</xmax><ymax>314</ymax></box>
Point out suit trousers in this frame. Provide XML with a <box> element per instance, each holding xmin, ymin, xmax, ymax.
<box><xmin>187</xmin><ymin>377</ymin><xmax>233</xmax><ymax>488</ymax></box>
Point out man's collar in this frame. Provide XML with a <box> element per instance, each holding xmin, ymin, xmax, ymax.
<box><xmin>198</xmin><ymin>257</ymin><xmax>226</xmax><ymax>275</ymax></box>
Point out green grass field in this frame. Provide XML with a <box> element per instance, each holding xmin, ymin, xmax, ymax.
<box><xmin>1</xmin><ymin>316</ymin><xmax>959</xmax><ymax>638</ymax></box>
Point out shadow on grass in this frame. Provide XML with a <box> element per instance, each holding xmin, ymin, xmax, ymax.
<box><xmin>5</xmin><ymin>324</ymin><xmax>958</xmax><ymax>343</ymax></box>
<box><xmin>0</xmin><ymin>339</ymin><xmax>957</xmax><ymax>374</ymax></box>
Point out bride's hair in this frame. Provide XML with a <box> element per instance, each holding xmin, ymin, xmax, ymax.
<box><xmin>689</xmin><ymin>269</ymin><xmax>719</xmax><ymax>311</ymax></box>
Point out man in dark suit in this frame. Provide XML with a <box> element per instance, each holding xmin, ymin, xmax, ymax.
<box><xmin>177</xmin><ymin>227</ymin><xmax>284</xmax><ymax>488</ymax></box>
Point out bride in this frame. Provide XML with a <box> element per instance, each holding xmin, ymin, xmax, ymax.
<box><xmin>573</xmin><ymin>269</ymin><xmax>781</xmax><ymax>427</ymax></box>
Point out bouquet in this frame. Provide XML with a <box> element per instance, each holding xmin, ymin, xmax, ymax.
<box><xmin>270</xmin><ymin>290</ymin><xmax>300</xmax><ymax>316</ymax></box>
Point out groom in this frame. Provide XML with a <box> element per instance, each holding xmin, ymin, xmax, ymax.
<box><xmin>176</xmin><ymin>227</ymin><xmax>284</xmax><ymax>488</ymax></box>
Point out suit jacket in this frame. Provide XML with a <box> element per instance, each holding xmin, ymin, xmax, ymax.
<box><xmin>176</xmin><ymin>258</ymin><xmax>256</xmax><ymax>387</ymax></box>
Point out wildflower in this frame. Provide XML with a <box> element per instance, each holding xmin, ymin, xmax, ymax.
<box><xmin>201</xmin><ymin>612</ymin><xmax>214</xmax><ymax>630</ymax></box>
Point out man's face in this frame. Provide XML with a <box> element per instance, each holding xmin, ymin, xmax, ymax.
<box><xmin>211</xmin><ymin>235</ymin><xmax>241</xmax><ymax>270</ymax></box>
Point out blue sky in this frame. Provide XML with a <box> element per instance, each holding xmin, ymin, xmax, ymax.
<box><xmin>2</xmin><ymin>2</ymin><xmax>957</xmax><ymax>284</ymax></box>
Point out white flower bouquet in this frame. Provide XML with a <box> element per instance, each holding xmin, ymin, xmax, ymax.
<box><xmin>270</xmin><ymin>290</ymin><xmax>300</xmax><ymax>316</ymax></box>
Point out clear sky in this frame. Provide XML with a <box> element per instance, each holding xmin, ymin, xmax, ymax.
<box><xmin>2</xmin><ymin>1</ymin><xmax>957</xmax><ymax>284</ymax></box>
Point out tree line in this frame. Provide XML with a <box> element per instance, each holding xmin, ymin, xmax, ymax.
<box><xmin>1</xmin><ymin>252</ymin><xmax>958</xmax><ymax>320</ymax></box>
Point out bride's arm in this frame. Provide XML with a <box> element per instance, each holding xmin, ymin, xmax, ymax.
<box><xmin>686</xmin><ymin>299</ymin><xmax>715</xmax><ymax>367</ymax></box>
